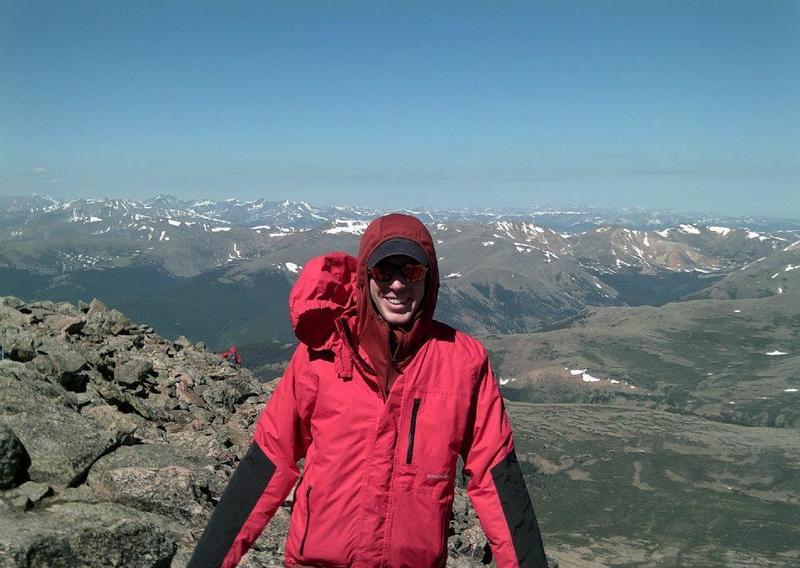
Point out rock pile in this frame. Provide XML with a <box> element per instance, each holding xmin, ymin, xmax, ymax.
<box><xmin>0</xmin><ymin>296</ymin><xmax>555</xmax><ymax>567</ymax></box>
<box><xmin>0</xmin><ymin>296</ymin><xmax>268</xmax><ymax>566</ymax></box>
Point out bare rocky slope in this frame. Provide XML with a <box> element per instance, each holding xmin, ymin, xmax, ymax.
<box><xmin>0</xmin><ymin>296</ymin><xmax>556</xmax><ymax>567</ymax></box>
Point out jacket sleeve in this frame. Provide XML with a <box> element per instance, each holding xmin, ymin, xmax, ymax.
<box><xmin>461</xmin><ymin>352</ymin><xmax>548</xmax><ymax>568</ymax></box>
<box><xmin>188</xmin><ymin>346</ymin><xmax>315</xmax><ymax>568</ymax></box>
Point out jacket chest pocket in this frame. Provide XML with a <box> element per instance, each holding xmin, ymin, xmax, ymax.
<box><xmin>401</xmin><ymin>389</ymin><xmax>470</xmax><ymax>476</ymax></box>
<box><xmin>406</xmin><ymin>398</ymin><xmax>421</xmax><ymax>464</ymax></box>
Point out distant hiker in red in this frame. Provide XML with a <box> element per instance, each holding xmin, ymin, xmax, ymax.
<box><xmin>219</xmin><ymin>345</ymin><xmax>242</xmax><ymax>367</ymax></box>
<box><xmin>189</xmin><ymin>214</ymin><xmax>548</xmax><ymax>567</ymax></box>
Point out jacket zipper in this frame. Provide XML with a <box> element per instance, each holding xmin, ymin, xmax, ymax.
<box><xmin>385</xmin><ymin>362</ymin><xmax>396</xmax><ymax>402</ymax></box>
<box><xmin>386</xmin><ymin>334</ymin><xmax>399</xmax><ymax>399</ymax></box>
<box><xmin>339</xmin><ymin>317</ymin><xmax>376</xmax><ymax>375</ymax></box>
<box><xmin>299</xmin><ymin>486</ymin><xmax>313</xmax><ymax>556</ymax></box>
<box><xmin>406</xmin><ymin>398</ymin><xmax>421</xmax><ymax>464</ymax></box>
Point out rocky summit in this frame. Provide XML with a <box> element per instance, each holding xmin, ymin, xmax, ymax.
<box><xmin>0</xmin><ymin>296</ymin><xmax>556</xmax><ymax>568</ymax></box>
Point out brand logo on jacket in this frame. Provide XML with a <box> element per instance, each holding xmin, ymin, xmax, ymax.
<box><xmin>426</xmin><ymin>473</ymin><xmax>449</xmax><ymax>481</ymax></box>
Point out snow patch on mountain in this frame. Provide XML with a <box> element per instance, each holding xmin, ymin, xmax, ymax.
<box><xmin>746</xmin><ymin>230</ymin><xmax>776</xmax><ymax>242</ymax></box>
<box><xmin>496</xmin><ymin>221</ymin><xmax>546</xmax><ymax>241</ymax></box>
<box><xmin>708</xmin><ymin>226</ymin><xmax>732</xmax><ymax>236</ymax></box>
<box><xmin>324</xmin><ymin>219</ymin><xmax>369</xmax><ymax>235</ymax></box>
<box><xmin>228</xmin><ymin>243</ymin><xmax>242</xmax><ymax>261</ymax></box>
<box><xmin>269</xmin><ymin>228</ymin><xmax>297</xmax><ymax>237</ymax></box>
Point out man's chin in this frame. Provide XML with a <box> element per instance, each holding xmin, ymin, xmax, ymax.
<box><xmin>382</xmin><ymin>312</ymin><xmax>413</xmax><ymax>327</ymax></box>
<box><xmin>377</xmin><ymin>304</ymin><xmax>417</xmax><ymax>327</ymax></box>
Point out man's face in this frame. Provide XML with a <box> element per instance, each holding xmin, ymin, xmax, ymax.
<box><xmin>368</xmin><ymin>255</ymin><xmax>426</xmax><ymax>328</ymax></box>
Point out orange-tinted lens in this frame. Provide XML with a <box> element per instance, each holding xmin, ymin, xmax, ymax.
<box><xmin>368</xmin><ymin>265</ymin><xmax>386</xmax><ymax>281</ymax></box>
<box><xmin>368</xmin><ymin>264</ymin><xmax>395</xmax><ymax>282</ymax></box>
<box><xmin>399</xmin><ymin>263</ymin><xmax>428</xmax><ymax>282</ymax></box>
<box><xmin>369</xmin><ymin>262</ymin><xmax>427</xmax><ymax>282</ymax></box>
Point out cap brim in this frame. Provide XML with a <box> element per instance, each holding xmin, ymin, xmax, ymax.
<box><xmin>367</xmin><ymin>238</ymin><xmax>428</xmax><ymax>268</ymax></box>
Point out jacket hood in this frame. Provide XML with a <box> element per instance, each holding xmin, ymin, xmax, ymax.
<box><xmin>289</xmin><ymin>252</ymin><xmax>358</xmax><ymax>351</ymax></box>
<box><xmin>355</xmin><ymin>214</ymin><xmax>439</xmax><ymax>380</ymax></box>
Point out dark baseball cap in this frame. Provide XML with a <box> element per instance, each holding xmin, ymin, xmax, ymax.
<box><xmin>367</xmin><ymin>238</ymin><xmax>428</xmax><ymax>269</ymax></box>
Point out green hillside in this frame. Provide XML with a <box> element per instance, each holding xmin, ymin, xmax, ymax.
<box><xmin>485</xmin><ymin>292</ymin><xmax>800</xmax><ymax>427</ymax></box>
<box><xmin>510</xmin><ymin>403</ymin><xmax>800</xmax><ymax>567</ymax></box>
<box><xmin>113</xmin><ymin>267</ymin><xmax>294</xmax><ymax>350</ymax></box>
<box><xmin>0</xmin><ymin>266</ymin><xmax>177</xmax><ymax>305</ymax></box>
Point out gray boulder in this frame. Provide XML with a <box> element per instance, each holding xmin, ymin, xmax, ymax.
<box><xmin>3</xmin><ymin>481</ymin><xmax>53</xmax><ymax>512</ymax></box>
<box><xmin>84</xmin><ymin>298</ymin><xmax>133</xmax><ymax>337</ymax></box>
<box><xmin>200</xmin><ymin>374</ymin><xmax>260</xmax><ymax>414</ymax></box>
<box><xmin>30</xmin><ymin>339</ymin><xmax>90</xmax><ymax>392</ymax></box>
<box><xmin>0</xmin><ymin>365</ymin><xmax>119</xmax><ymax>487</ymax></box>
<box><xmin>0</xmin><ymin>502</ymin><xmax>176</xmax><ymax>567</ymax></box>
<box><xmin>0</xmin><ymin>305</ymin><xmax>28</xmax><ymax>331</ymax></box>
<box><xmin>0</xmin><ymin>329</ymin><xmax>37</xmax><ymax>362</ymax></box>
<box><xmin>0</xmin><ymin>297</ymin><xmax>24</xmax><ymax>309</ymax></box>
<box><xmin>80</xmin><ymin>403</ymin><xmax>142</xmax><ymax>442</ymax></box>
<box><xmin>0</xmin><ymin>423</ymin><xmax>28</xmax><ymax>489</ymax></box>
<box><xmin>115</xmin><ymin>358</ymin><xmax>154</xmax><ymax>387</ymax></box>
<box><xmin>14</xmin><ymin>481</ymin><xmax>52</xmax><ymax>504</ymax></box>
<box><xmin>86</xmin><ymin>444</ymin><xmax>218</xmax><ymax>524</ymax></box>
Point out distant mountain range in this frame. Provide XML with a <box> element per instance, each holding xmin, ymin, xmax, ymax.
<box><xmin>3</xmin><ymin>194</ymin><xmax>799</xmax><ymax>243</ymax></box>
<box><xmin>1</xmin><ymin>194</ymin><xmax>798</xmax><ymax>354</ymax></box>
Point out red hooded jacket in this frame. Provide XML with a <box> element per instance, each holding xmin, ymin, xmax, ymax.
<box><xmin>188</xmin><ymin>214</ymin><xmax>547</xmax><ymax>568</ymax></box>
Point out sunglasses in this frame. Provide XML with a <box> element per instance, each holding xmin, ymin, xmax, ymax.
<box><xmin>368</xmin><ymin>261</ymin><xmax>428</xmax><ymax>283</ymax></box>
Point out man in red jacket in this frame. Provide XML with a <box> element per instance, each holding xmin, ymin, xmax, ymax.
<box><xmin>189</xmin><ymin>213</ymin><xmax>547</xmax><ymax>567</ymax></box>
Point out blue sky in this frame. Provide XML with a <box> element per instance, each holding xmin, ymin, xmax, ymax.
<box><xmin>1</xmin><ymin>1</ymin><xmax>798</xmax><ymax>217</ymax></box>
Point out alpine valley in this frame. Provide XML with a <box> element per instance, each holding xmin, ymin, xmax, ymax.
<box><xmin>1</xmin><ymin>194</ymin><xmax>799</xmax><ymax>567</ymax></box>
